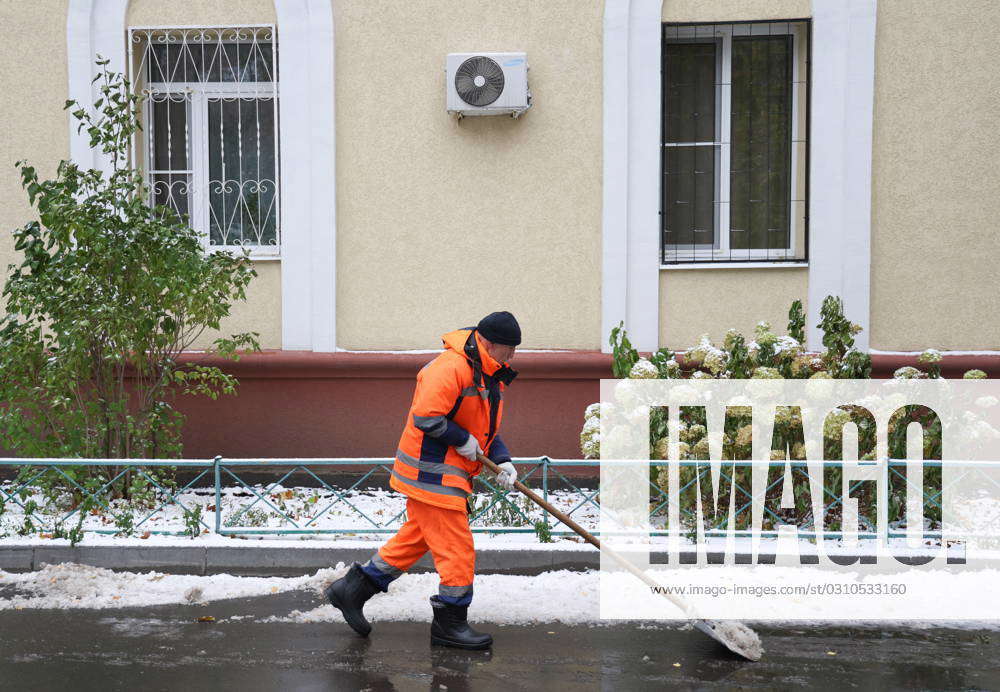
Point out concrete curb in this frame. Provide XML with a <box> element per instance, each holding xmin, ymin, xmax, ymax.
<box><xmin>0</xmin><ymin>545</ymin><xmax>603</xmax><ymax>577</ymax></box>
<box><xmin>2</xmin><ymin>545</ymin><xmax>963</xmax><ymax>577</ymax></box>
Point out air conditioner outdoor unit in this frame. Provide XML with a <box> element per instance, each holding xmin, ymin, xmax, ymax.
<box><xmin>446</xmin><ymin>52</ymin><xmax>531</xmax><ymax>118</ymax></box>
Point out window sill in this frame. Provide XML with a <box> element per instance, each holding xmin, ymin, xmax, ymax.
<box><xmin>206</xmin><ymin>247</ymin><xmax>281</xmax><ymax>262</ymax></box>
<box><xmin>660</xmin><ymin>261</ymin><xmax>808</xmax><ymax>270</ymax></box>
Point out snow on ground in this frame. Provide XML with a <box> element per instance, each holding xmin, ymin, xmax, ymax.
<box><xmin>0</xmin><ymin>562</ymin><xmax>345</xmax><ymax>611</ymax></box>
<box><xmin>0</xmin><ymin>481</ymin><xmax>598</xmax><ymax>546</ymax></box>
<box><xmin>0</xmin><ymin>562</ymin><xmax>604</xmax><ymax>624</ymax></box>
<box><xmin>4</xmin><ymin>562</ymin><xmax>1000</xmax><ymax>631</ymax></box>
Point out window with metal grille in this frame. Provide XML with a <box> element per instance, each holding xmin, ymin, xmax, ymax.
<box><xmin>661</xmin><ymin>21</ymin><xmax>809</xmax><ymax>265</ymax></box>
<box><xmin>129</xmin><ymin>26</ymin><xmax>280</xmax><ymax>257</ymax></box>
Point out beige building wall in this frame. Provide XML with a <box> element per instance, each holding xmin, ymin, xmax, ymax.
<box><xmin>127</xmin><ymin>0</ymin><xmax>282</xmax><ymax>350</ymax></box>
<box><xmin>869</xmin><ymin>0</ymin><xmax>1000</xmax><ymax>351</ymax></box>
<box><xmin>658</xmin><ymin>0</ymin><xmax>811</xmax><ymax>350</ymax></box>
<box><xmin>660</xmin><ymin>268</ymin><xmax>807</xmax><ymax>349</ymax></box>
<box><xmin>4</xmin><ymin>1</ymin><xmax>998</xmax><ymax>355</ymax></box>
<box><xmin>662</xmin><ymin>0</ymin><xmax>810</xmax><ymax>22</ymax></box>
<box><xmin>127</xmin><ymin>0</ymin><xmax>276</xmax><ymax>28</ymax></box>
<box><xmin>0</xmin><ymin>2</ymin><xmax>70</xmax><ymax>317</ymax></box>
<box><xmin>334</xmin><ymin>0</ymin><xmax>604</xmax><ymax>350</ymax></box>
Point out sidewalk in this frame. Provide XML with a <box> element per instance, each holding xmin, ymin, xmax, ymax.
<box><xmin>2</xmin><ymin>538</ymin><xmax>963</xmax><ymax>577</ymax></box>
<box><xmin>0</xmin><ymin>541</ymin><xmax>602</xmax><ymax>576</ymax></box>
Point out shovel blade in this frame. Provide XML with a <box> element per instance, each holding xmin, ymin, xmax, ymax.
<box><xmin>693</xmin><ymin>619</ymin><xmax>763</xmax><ymax>661</ymax></box>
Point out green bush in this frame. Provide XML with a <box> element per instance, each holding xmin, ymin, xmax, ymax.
<box><xmin>0</xmin><ymin>60</ymin><xmax>261</xmax><ymax>518</ymax></box>
<box><xmin>583</xmin><ymin>295</ymin><xmax>970</xmax><ymax>533</ymax></box>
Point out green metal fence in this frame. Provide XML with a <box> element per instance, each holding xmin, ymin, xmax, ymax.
<box><xmin>0</xmin><ymin>456</ymin><xmax>952</xmax><ymax>540</ymax></box>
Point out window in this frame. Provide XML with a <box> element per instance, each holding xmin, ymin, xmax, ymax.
<box><xmin>129</xmin><ymin>26</ymin><xmax>280</xmax><ymax>257</ymax></box>
<box><xmin>661</xmin><ymin>21</ymin><xmax>809</xmax><ymax>264</ymax></box>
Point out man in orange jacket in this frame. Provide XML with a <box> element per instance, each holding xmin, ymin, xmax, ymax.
<box><xmin>324</xmin><ymin>311</ymin><xmax>521</xmax><ymax>650</ymax></box>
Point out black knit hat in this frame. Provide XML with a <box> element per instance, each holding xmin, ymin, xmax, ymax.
<box><xmin>477</xmin><ymin>311</ymin><xmax>522</xmax><ymax>346</ymax></box>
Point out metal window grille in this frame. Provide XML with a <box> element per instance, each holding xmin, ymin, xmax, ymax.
<box><xmin>661</xmin><ymin>20</ymin><xmax>810</xmax><ymax>265</ymax></box>
<box><xmin>128</xmin><ymin>26</ymin><xmax>280</xmax><ymax>257</ymax></box>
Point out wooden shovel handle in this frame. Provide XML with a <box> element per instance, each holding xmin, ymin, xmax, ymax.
<box><xmin>478</xmin><ymin>453</ymin><xmax>602</xmax><ymax>552</ymax></box>
<box><xmin>476</xmin><ymin>453</ymin><xmax>690</xmax><ymax>613</ymax></box>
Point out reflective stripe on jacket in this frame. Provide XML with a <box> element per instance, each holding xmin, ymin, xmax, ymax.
<box><xmin>391</xmin><ymin>328</ymin><xmax>516</xmax><ymax>511</ymax></box>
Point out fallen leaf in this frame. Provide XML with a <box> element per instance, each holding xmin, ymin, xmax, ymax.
<box><xmin>112</xmin><ymin>595</ymin><xmax>121</xmax><ymax>600</ymax></box>
<box><xmin>39</xmin><ymin>533</ymin><xmax>53</xmax><ymax>539</ymax></box>
<box><xmin>270</xmin><ymin>586</ymin><xmax>279</xmax><ymax>593</ymax></box>
<box><xmin>140</xmin><ymin>531</ymin><xmax>151</xmax><ymax>539</ymax></box>
<box><xmin>197</xmin><ymin>615</ymin><xmax>215</xmax><ymax>623</ymax></box>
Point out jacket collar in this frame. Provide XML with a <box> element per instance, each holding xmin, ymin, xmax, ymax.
<box><xmin>440</xmin><ymin>328</ymin><xmax>503</xmax><ymax>376</ymax></box>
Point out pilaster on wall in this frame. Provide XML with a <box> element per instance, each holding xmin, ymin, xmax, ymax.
<box><xmin>806</xmin><ymin>0</ymin><xmax>877</xmax><ymax>352</ymax></box>
<box><xmin>274</xmin><ymin>0</ymin><xmax>337</xmax><ymax>352</ymax></box>
<box><xmin>602</xmin><ymin>0</ymin><xmax>661</xmax><ymax>353</ymax></box>
<box><xmin>66</xmin><ymin>0</ymin><xmax>129</xmax><ymax>175</ymax></box>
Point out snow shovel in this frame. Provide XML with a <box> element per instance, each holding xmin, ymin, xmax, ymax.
<box><xmin>477</xmin><ymin>453</ymin><xmax>763</xmax><ymax>661</ymax></box>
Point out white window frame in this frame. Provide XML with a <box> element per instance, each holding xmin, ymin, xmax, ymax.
<box><xmin>662</xmin><ymin>21</ymin><xmax>806</xmax><ymax>265</ymax></box>
<box><xmin>129</xmin><ymin>24</ymin><xmax>281</xmax><ymax>261</ymax></box>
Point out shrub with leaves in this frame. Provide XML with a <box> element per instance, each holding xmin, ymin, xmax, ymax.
<box><xmin>581</xmin><ymin>295</ymin><xmax>975</xmax><ymax>533</ymax></box>
<box><xmin>183</xmin><ymin>504</ymin><xmax>204</xmax><ymax>539</ymax></box>
<box><xmin>0</xmin><ymin>61</ymin><xmax>260</xmax><ymax>510</ymax></box>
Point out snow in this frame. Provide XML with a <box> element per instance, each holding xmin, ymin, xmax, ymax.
<box><xmin>0</xmin><ymin>482</ymin><xmax>599</xmax><ymax>546</ymax></box>
<box><xmin>5</xmin><ymin>562</ymin><xmax>1000</xmax><ymax>633</ymax></box>
<box><xmin>0</xmin><ymin>562</ymin><xmax>343</xmax><ymax>611</ymax></box>
<box><xmin>869</xmin><ymin>349</ymin><xmax>1000</xmax><ymax>357</ymax></box>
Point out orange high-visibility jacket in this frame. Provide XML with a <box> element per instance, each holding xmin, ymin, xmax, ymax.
<box><xmin>390</xmin><ymin>328</ymin><xmax>516</xmax><ymax>511</ymax></box>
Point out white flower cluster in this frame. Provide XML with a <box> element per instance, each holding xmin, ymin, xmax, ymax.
<box><xmin>580</xmin><ymin>403</ymin><xmax>602</xmax><ymax>459</ymax></box>
<box><xmin>893</xmin><ymin>365</ymin><xmax>926</xmax><ymax>380</ymax></box>
<box><xmin>918</xmin><ymin>349</ymin><xmax>942</xmax><ymax>364</ymax></box>
<box><xmin>628</xmin><ymin>358</ymin><xmax>659</xmax><ymax>379</ymax></box>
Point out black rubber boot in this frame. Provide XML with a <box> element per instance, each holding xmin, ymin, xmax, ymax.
<box><xmin>324</xmin><ymin>562</ymin><xmax>381</xmax><ymax>637</ymax></box>
<box><xmin>429</xmin><ymin>595</ymin><xmax>493</xmax><ymax>650</ymax></box>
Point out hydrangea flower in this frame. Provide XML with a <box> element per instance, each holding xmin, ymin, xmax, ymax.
<box><xmin>754</xmin><ymin>321</ymin><xmax>779</xmax><ymax>347</ymax></box>
<box><xmin>735</xmin><ymin>424</ymin><xmax>753</xmax><ymax>447</ymax></box>
<box><xmin>703</xmin><ymin>350</ymin><xmax>727</xmax><ymax>375</ymax></box>
<box><xmin>580</xmin><ymin>431</ymin><xmax>600</xmax><ymax>459</ymax></box>
<box><xmin>680</xmin><ymin>423</ymin><xmax>707</xmax><ymax>444</ymax></box>
<box><xmin>652</xmin><ymin>436</ymin><xmax>670</xmax><ymax>460</ymax></box>
<box><xmin>686</xmin><ymin>334</ymin><xmax>725</xmax><ymax>370</ymax></box>
<box><xmin>893</xmin><ymin>366</ymin><xmax>925</xmax><ymax>379</ymax></box>
<box><xmin>662</xmin><ymin>359</ymin><xmax>682</xmax><ymax>378</ymax></box>
<box><xmin>918</xmin><ymin>349</ymin><xmax>942</xmax><ymax>364</ymax></box>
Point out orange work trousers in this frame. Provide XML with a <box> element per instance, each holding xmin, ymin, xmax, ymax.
<box><xmin>361</xmin><ymin>497</ymin><xmax>475</xmax><ymax>605</ymax></box>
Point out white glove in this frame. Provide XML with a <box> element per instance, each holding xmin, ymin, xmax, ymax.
<box><xmin>495</xmin><ymin>462</ymin><xmax>517</xmax><ymax>491</ymax></box>
<box><xmin>455</xmin><ymin>434</ymin><xmax>483</xmax><ymax>461</ymax></box>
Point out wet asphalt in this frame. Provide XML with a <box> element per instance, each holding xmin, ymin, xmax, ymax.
<box><xmin>0</xmin><ymin>589</ymin><xmax>998</xmax><ymax>691</ymax></box>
